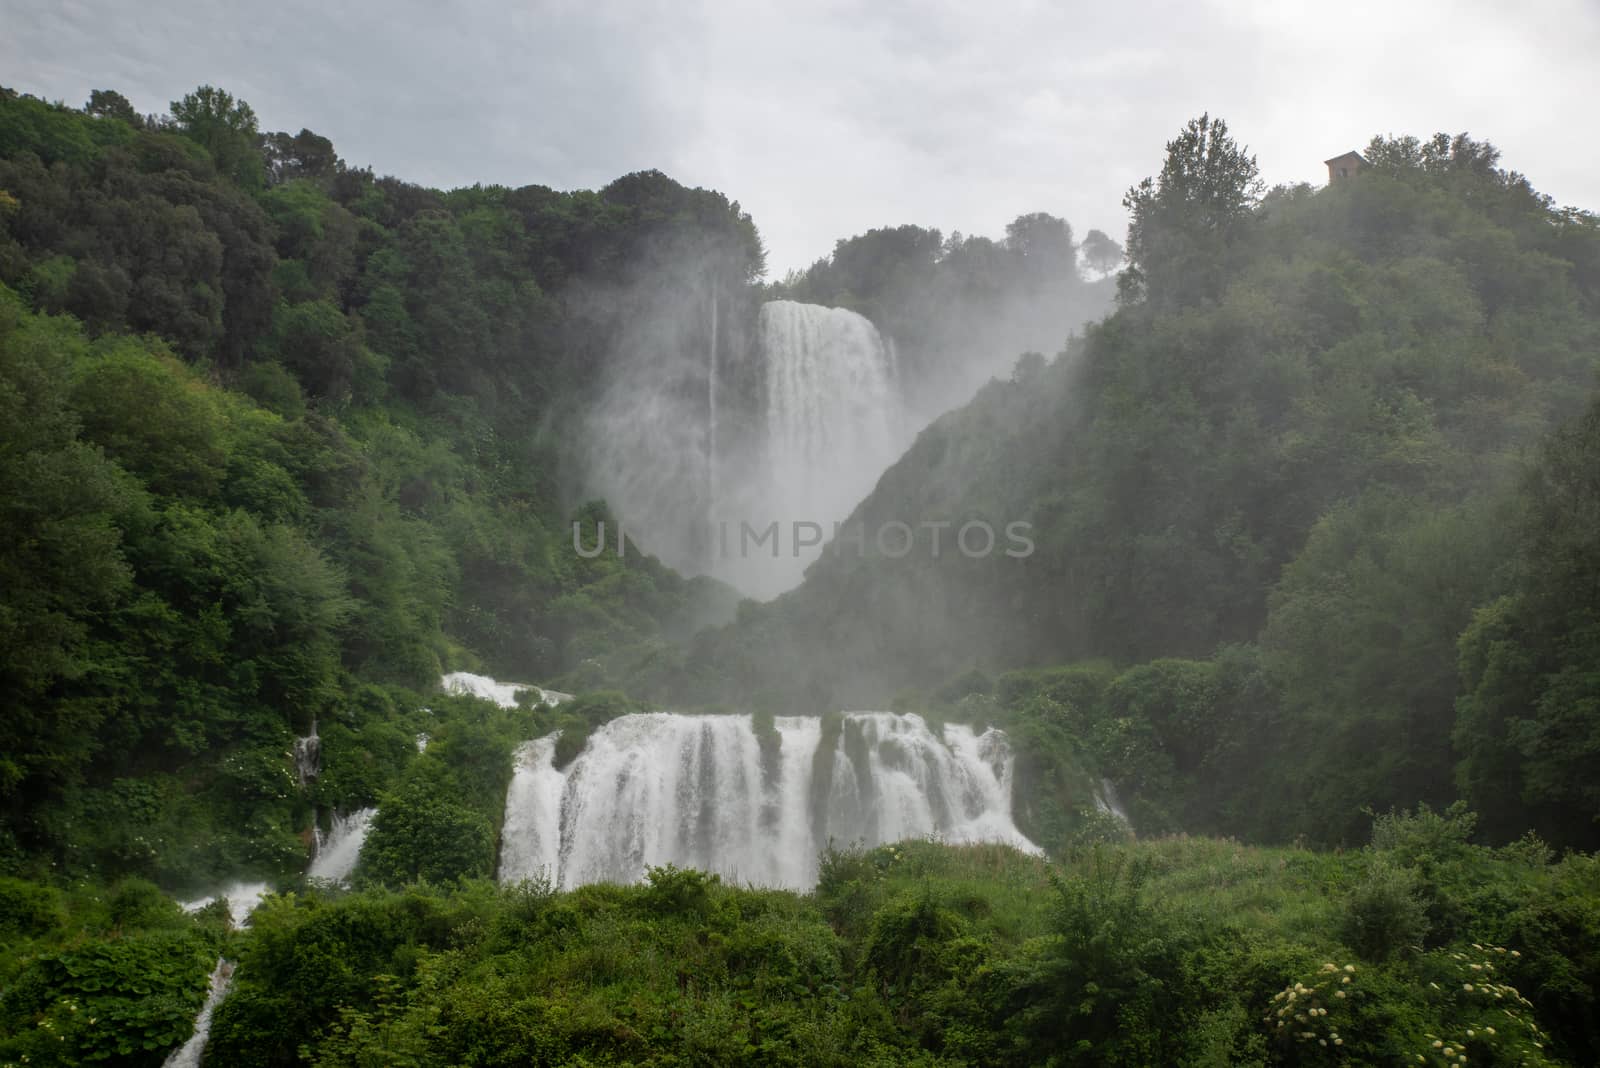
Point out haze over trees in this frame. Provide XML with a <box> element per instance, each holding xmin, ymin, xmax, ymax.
<box><xmin>685</xmin><ymin>115</ymin><xmax>1600</xmax><ymax>857</ymax></box>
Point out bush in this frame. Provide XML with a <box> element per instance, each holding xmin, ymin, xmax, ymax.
<box><xmin>1003</xmin><ymin>850</ymin><xmax>1208</xmax><ymax>1066</ymax></box>
<box><xmin>360</xmin><ymin>786</ymin><xmax>495</xmax><ymax>885</ymax></box>
<box><xmin>0</xmin><ymin>876</ymin><xmax>64</xmax><ymax>937</ymax></box>
<box><xmin>0</xmin><ymin>930</ymin><xmax>215</xmax><ymax>1066</ymax></box>
<box><xmin>1341</xmin><ymin>861</ymin><xmax>1430</xmax><ymax>961</ymax></box>
<box><xmin>643</xmin><ymin>863</ymin><xmax>718</xmax><ymax>917</ymax></box>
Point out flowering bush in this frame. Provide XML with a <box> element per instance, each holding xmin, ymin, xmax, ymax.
<box><xmin>1266</xmin><ymin>944</ymin><xmax>1561</xmax><ymax>1066</ymax></box>
<box><xmin>1403</xmin><ymin>944</ymin><xmax>1557</xmax><ymax>1068</ymax></box>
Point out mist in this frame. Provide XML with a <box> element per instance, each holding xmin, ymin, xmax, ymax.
<box><xmin>575</xmin><ymin>211</ymin><xmax>1115</xmax><ymax>601</ymax></box>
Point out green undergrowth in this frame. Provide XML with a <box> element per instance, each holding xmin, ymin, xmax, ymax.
<box><xmin>0</xmin><ymin>876</ymin><xmax>227</xmax><ymax>1067</ymax></box>
<box><xmin>22</xmin><ymin>808</ymin><xmax>1575</xmax><ymax>1067</ymax></box>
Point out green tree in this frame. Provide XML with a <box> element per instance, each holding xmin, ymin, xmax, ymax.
<box><xmin>0</xmin><ymin>288</ymin><xmax>136</xmax><ymax>800</ymax></box>
<box><xmin>84</xmin><ymin>89</ymin><xmax>142</xmax><ymax>127</ymax></box>
<box><xmin>1120</xmin><ymin>113</ymin><xmax>1263</xmax><ymax>305</ymax></box>
<box><xmin>360</xmin><ymin>782</ymin><xmax>495</xmax><ymax>884</ymax></box>
<box><xmin>169</xmin><ymin>85</ymin><xmax>264</xmax><ymax>188</ymax></box>
<box><xmin>1080</xmin><ymin>228</ymin><xmax>1124</xmax><ymax>276</ymax></box>
<box><xmin>1455</xmin><ymin>396</ymin><xmax>1600</xmax><ymax>848</ymax></box>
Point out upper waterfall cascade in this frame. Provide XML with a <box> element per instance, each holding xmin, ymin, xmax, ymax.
<box><xmin>499</xmin><ymin>708</ymin><xmax>1038</xmax><ymax>891</ymax></box>
<box><xmin>717</xmin><ymin>300</ymin><xmax>907</xmax><ymax>597</ymax></box>
<box><xmin>584</xmin><ymin>297</ymin><xmax>909</xmax><ymax>600</ymax></box>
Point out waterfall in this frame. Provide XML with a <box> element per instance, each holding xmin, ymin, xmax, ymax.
<box><xmin>584</xmin><ymin>296</ymin><xmax>908</xmax><ymax>600</ymax></box>
<box><xmin>293</xmin><ymin>720</ymin><xmax>320</xmax><ymax>787</ymax></box>
<box><xmin>500</xmin><ymin>735</ymin><xmax>568</xmax><ymax>884</ymax></box>
<box><xmin>1093</xmin><ymin>777</ymin><xmax>1132</xmax><ymax>825</ymax></box>
<box><xmin>498</xmin><ymin>710</ymin><xmax>1037</xmax><ymax>891</ymax></box>
<box><xmin>442</xmin><ymin>670</ymin><xmax>572</xmax><ymax>708</ymax></box>
<box><xmin>760</xmin><ymin>302</ymin><xmax>900</xmax><ymax>497</ymax></box>
<box><xmin>179</xmin><ymin>882</ymin><xmax>271</xmax><ymax>929</ymax></box>
<box><xmin>707</xmin><ymin>288</ymin><xmax>719</xmax><ymax>507</ymax></box>
<box><xmin>711</xmin><ymin>300</ymin><xmax>905</xmax><ymax>597</ymax></box>
<box><xmin>162</xmin><ymin>959</ymin><xmax>235</xmax><ymax>1068</ymax></box>
<box><xmin>308</xmin><ymin>807</ymin><xmax>378</xmax><ymax>884</ymax></box>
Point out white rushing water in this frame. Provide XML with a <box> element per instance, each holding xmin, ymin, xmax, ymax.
<box><xmin>758</xmin><ymin>301</ymin><xmax>902</xmax><ymax>522</ymax></box>
<box><xmin>1093</xmin><ymin>777</ymin><xmax>1132</xmax><ymax>825</ymax></box>
<box><xmin>498</xmin><ymin>710</ymin><xmax>1037</xmax><ymax>890</ymax></box>
<box><xmin>583</xmin><ymin>298</ymin><xmax>909</xmax><ymax>600</ymax></box>
<box><xmin>714</xmin><ymin>301</ymin><xmax>907</xmax><ymax>597</ymax></box>
<box><xmin>162</xmin><ymin>958</ymin><xmax>235</xmax><ymax>1068</ymax></box>
<box><xmin>441</xmin><ymin>670</ymin><xmax>572</xmax><ymax>709</ymax></box>
<box><xmin>307</xmin><ymin>807</ymin><xmax>378</xmax><ymax>884</ymax></box>
<box><xmin>293</xmin><ymin>720</ymin><xmax>320</xmax><ymax>787</ymax></box>
<box><xmin>179</xmin><ymin>881</ymin><xmax>272</xmax><ymax>929</ymax></box>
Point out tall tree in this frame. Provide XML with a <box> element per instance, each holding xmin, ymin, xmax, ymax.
<box><xmin>1080</xmin><ymin>229</ymin><xmax>1124</xmax><ymax>277</ymax></box>
<box><xmin>1120</xmin><ymin>113</ymin><xmax>1262</xmax><ymax>306</ymax></box>
<box><xmin>84</xmin><ymin>89</ymin><xmax>140</xmax><ymax>127</ymax></box>
<box><xmin>1455</xmin><ymin>395</ymin><xmax>1600</xmax><ymax>848</ymax></box>
<box><xmin>170</xmin><ymin>85</ymin><xmax>264</xmax><ymax>188</ymax></box>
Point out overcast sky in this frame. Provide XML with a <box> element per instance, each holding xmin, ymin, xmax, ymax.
<box><xmin>6</xmin><ymin>0</ymin><xmax>1598</xmax><ymax>275</ymax></box>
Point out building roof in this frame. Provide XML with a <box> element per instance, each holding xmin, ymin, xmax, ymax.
<box><xmin>1324</xmin><ymin>150</ymin><xmax>1366</xmax><ymax>166</ymax></box>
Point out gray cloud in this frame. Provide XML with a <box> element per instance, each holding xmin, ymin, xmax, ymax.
<box><xmin>4</xmin><ymin>0</ymin><xmax>1596</xmax><ymax>273</ymax></box>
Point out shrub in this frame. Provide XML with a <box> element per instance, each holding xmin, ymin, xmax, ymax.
<box><xmin>0</xmin><ymin>876</ymin><xmax>64</xmax><ymax>937</ymax></box>
<box><xmin>0</xmin><ymin>931</ymin><xmax>214</xmax><ymax>1066</ymax></box>
<box><xmin>1341</xmin><ymin>861</ymin><xmax>1430</xmax><ymax>961</ymax></box>
<box><xmin>643</xmin><ymin>864</ymin><xmax>719</xmax><ymax>917</ymax></box>
<box><xmin>360</xmin><ymin>786</ymin><xmax>495</xmax><ymax>885</ymax></box>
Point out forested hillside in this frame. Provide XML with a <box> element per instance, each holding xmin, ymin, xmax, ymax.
<box><xmin>0</xmin><ymin>83</ymin><xmax>1108</xmax><ymax>888</ymax></box>
<box><xmin>0</xmin><ymin>84</ymin><xmax>760</xmax><ymax>884</ymax></box>
<box><xmin>772</xmin><ymin>214</ymin><xmax>1115</xmax><ymax>417</ymax></box>
<box><xmin>688</xmin><ymin>118</ymin><xmax>1600</xmax><ymax>850</ymax></box>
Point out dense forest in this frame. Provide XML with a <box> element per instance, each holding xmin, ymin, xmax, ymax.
<box><xmin>1</xmin><ymin>85</ymin><xmax>1599</xmax><ymax>1066</ymax></box>
<box><xmin>0</xmin><ymin>83</ymin><xmax>767</xmax><ymax>887</ymax></box>
<box><xmin>689</xmin><ymin>117</ymin><xmax>1600</xmax><ymax>852</ymax></box>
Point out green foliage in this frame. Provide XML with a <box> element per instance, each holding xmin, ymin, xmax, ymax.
<box><xmin>1017</xmin><ymin>851</ymin><xmax>1205</xmax><ymax>1065</ymax></box>
<box><xmin>0</xmin><ymin>82</ymin><xmax>767</xmax><ymax>882</ymax></box>
<box><xmin>643</xmin><ymin>863</ymin><xmax>719</xmax><ymax>916</ymax></box>
<box><xmin>0</xmin><ymin>89</ymin><xmax>131</xmax><ymax>165</ymax></box>
<box><xmin>1121</xmin><ymin>113</ymin><xmax>1263</xmax><ymax>305</ymax></box>
<box><xmin>0</xmin><ymin>887</ymin><xmax>217</xmax><ymax>1068</ymax></box>
<box><xmin>0</xmin><ymin>834</ymin><xmax>1584</xmax><ymax>1067</ymax></box>
<box><xmin>1340</xmin><ymin>861</ymin><xmax>1430</xmax><ymax>961</ymax></box>
<box><xmin>361</xmin><ymin>783</ymin><xmax>494</xmax><ymax>886</ymax></box>
<box><xmin>695</xmin><ymin>122</ymin><xmax>1600</xmax><ymax>859</ymax></box>
<box><xmin>170</xmin><ymin>85</ymin><xmax>264</xmax><ymax>188</ymax></box>
<box><xmin>1455</xmin><ymin>394</ymin><xmax>1600</xmax><ymax>847</ymax></box>
<box><xmin>0</xmin><ymin>876</ymin><xmax>64</xmax><ymax>937</ymax></box>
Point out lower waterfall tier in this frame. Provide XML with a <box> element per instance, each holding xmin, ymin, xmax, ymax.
<box><xmin>499</xmin><ymin>711</ymin><xmax>1037</xmax><ymax>890</ymax></box>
